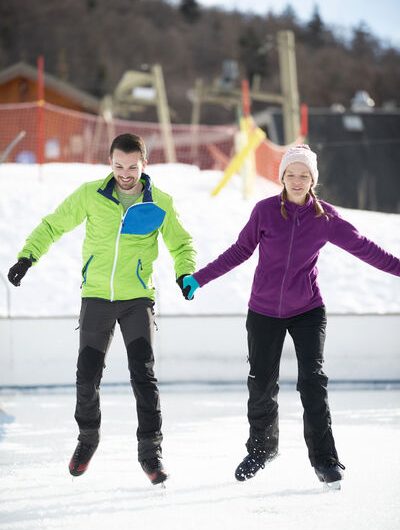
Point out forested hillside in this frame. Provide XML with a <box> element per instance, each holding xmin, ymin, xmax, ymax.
<box><xmin>1</xmin><ymin>0</ymin><xmax>399</xmax><ymax>123</ymax></box>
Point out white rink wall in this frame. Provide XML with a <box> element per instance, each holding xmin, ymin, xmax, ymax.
<box><xmin>1</xmin><ymin>313</ymin><xmax>399</xmax><ymax>387</ymax></box>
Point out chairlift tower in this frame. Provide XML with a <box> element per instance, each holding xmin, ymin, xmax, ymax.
<box><xmin>190</xmin><ymin>30</ymin><xmax>300</xmax><ymax>144</ymax></box>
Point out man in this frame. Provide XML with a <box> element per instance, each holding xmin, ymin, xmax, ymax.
<box><xmin>8</xmin><ymin>133</ymin><xmax>196</xmax><ymax>485</ymax></box>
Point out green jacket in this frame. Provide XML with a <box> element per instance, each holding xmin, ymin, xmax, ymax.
<box><xmin>18</xmin><ymin>172</ymin><xmax>196</xmax><ymax>301</ymax></box>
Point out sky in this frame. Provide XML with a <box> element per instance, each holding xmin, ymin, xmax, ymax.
<box><xmin>193</xmin><ymin>0</ymin><xmax>400</xmax><ymax>48</ymax></box>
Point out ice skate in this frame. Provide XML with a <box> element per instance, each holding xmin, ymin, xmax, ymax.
<box><xmin>69</xmin><ymin>441</ymin><xmax>98</xmax><ymax>476</ymax></box>
<box><xmin>235</xmin><ymin>448</ymin><xmax>278</xmax><ymax>482</ymax></box>
<box><xmin>314</xmin><ymin>458</ymin><xmax>345</xmax><ymax>490</ymax></box>
<box><xmin>140</xmin><ymin>456</ymin><xmax>168</xmax><ymax>486</ymax></box>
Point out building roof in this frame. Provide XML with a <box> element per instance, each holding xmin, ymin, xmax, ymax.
<box><xmin>0</xmin><ymin>62</ymin><xmax>100</xmax><ymax>113</ymax></box>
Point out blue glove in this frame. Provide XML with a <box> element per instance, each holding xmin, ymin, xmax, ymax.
<box><xmin>182</xmin><ymin>275</ymin><xmax>200</xmax><ymax>300</ymax></box>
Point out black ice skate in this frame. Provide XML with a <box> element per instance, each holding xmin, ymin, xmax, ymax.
<box><xmin>314</xmin><ymin>458</ymin><xmax>345</xmax><ymax>490</ymax></box>
<box><xmin>140</xmin><ymin>456</ymin><xmax>168</xmax><ymax>485</ymax></box>
<box><xmin>235</xmin><ymin>448</ymin><xmax>278</xmax><ymax>482</ymax></box>
<box><xmin>69</xmin><ymin>441</ymin><xmax>98</xmax><ymax>476</ymax></box>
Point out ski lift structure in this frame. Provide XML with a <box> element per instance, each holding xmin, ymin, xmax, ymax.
<box><xmin>99</xmin><ymin>64</ymin><xmax>176</xmax><ymax>163</ymax></box>
<box><xmin>190</xmin><ymin>30</ymin><xmax>301</xmax><ymax>145</ymax></box>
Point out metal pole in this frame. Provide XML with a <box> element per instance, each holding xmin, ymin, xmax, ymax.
<box><xmin>277</xmin><ymin>31</ymin><xmax>300</xmax><ymax>144</ymax></box>
<box><xmin>37</xmin><ymin>55</ymin><xmax>45</xmax><ymax>164</ymax></box>
<box><xmin>152</xmin><ymin>64</ymin><xmax>176</xmax><ymax>163</ymax></box>
<box><xmin>190</xmin><ymin>78</ymin><xmax>202</xmax><ymax>164</ymax></box>
<box><xmin>191</xmin><ymin>78</ymin><xmax>202</xmax><ymax>128</ymax></box>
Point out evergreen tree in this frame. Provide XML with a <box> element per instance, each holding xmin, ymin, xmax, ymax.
<box><xmin>179</xmin><ymin>0</ymin><xmax>201</xmax><ymax>24</ymax></box>
<box><xmin>352</xmin><ymin>22</ymin><xmax>378</xmax><ymax>58</ymax></box>
<box><xmin>238</xmin><ymin>27</ymin><xmax>268</xmax><ymax>86</ymax></box>
<box><xmin>280</xmin><ymin>4</ymin><xmax>297</xmax><ymax>23</ymax></box>
<box><xmin>306</xmin><ymin>5</ymin><xmax>325</xmax><ymax>48</ymax></box>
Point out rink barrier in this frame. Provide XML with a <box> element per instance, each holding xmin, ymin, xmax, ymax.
<box><xmin>0</xmin><ymin>313</ymin><xmax>399</xmax><ymax>387</ymax></box>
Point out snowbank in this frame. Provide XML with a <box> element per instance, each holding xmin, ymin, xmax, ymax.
<box><xmin>0</xmin><ymin>163</ymin><xmax>399</xmax><ymax>316</ymax></box>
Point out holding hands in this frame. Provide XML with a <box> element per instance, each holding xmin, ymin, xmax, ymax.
<box><xmin>176</xmin><ymin>274</ymin><xmax>200</xmax><ymax>300</ymax></box>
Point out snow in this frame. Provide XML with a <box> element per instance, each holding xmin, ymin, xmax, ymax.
<box><xmin>0</xmin><ymin>162</ymin><xmax>399</xmax><ymax>317</ymax></box>
<box><xmin>0</xmin><ymin>385</ymin><xmax>399</xmax><ymax>529</ymax></box>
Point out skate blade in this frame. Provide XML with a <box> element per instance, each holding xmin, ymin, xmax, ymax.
<box><xmin>151</xmin><ymin>481</ymin><xmax>167</xmax><ymax>495</ymax></box>
<box><xmin>323</xmin><ymin>480</ymin><xmax>341</xmax><ymax>491</ymax></box>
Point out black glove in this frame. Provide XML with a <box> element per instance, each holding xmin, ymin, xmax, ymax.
<box><xmin>8</xmin><ymin>257</ymin><xmax>33</xmax><ymax>286</ymax></box>
<box><xmin>176</xmin><ymin>274</ymin><xmax>193</xmax><ymax>300</ymax></box>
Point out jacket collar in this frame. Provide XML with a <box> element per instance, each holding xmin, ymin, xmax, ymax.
<box><xmin>280</xmin><ymin>192</ymin><xmax>313</xmax><ymax>214</ymax></box>
<box><xmin>97</xmin><ymin>172</ymin><xmax>153</xmax><ymax>204</ymax></box>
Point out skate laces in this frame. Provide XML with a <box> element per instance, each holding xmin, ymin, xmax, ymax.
<box><xmin>73</xmin><ymin>442</ymin><xmax>95</xmax><ymax>463</ymax></box>
<box><xmin>255</xmin><ymin>457</ymin><xmax>266</xmax><ymax>470</ymax></box>
<box><xmin>323</xmin><ymin>457</ymin><xmax>345</xmax><ymax>470</ymax></box>
<box><xmin>142</xmin><ymin>457</ymin><xmax>162</xmax><ymax>471</ymax></box>
<box><xmin>250</xmin><ymin>446</ymin><xmax>268</xmax><ymax>462</ymax></box>
<box><xmin>244</xmin><ymin>453</ymin><xmax>265</xmax><ymax>469</ymax></box>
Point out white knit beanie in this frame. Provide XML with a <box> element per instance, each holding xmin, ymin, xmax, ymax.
<box><xmin>278</xmin><ymin>144</ymin><xmax>319</xmax><ymax>186</ymax></box>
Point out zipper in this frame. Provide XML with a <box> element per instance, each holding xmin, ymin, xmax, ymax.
<box><xmin>136</xmin><ymin>259</ymin><xmax>148</xmax><ymax>289</ymax></box>
<box><xmin>110</xmin><ymin>214</ymin><xmax>123</xmax><ymax>301</ymax></box>
<box><xmin>109</xmin><ymin>202</ymin><xmax>146</xmax><ymax>301</ymax></box>
<box><xmin>278</xmin><ymin>210</ymin><xmax>298</xmax><ymax>317</ymax></box>
<box><xmin>81</xmin><ymin>255</ymin><xmax>94</xmax><ymax>287</ymax></box>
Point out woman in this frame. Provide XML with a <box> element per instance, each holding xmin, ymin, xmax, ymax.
<box><xmin>182</xmin><ymin>144</ymin><xmax>400</xmax><ymax>488</ymax></box>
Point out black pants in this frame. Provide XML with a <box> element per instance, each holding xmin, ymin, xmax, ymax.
<box><xmin>246</xmin><ymin>305</ymin><xmax>338</xmax><ymax>466</ymax></box>
<box><xmin>74</xmin><ymin>297</ymin><xmax>162</xmax><ymax>461</ymax></box>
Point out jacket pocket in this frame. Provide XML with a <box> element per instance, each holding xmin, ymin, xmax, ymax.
<box><xmin>81</xmin><ymin>255</ymin><xmax>94</xmax><ymax>287</ymax></box>
<box><xmin>136</xmin><ymin>258</ymin><xmax>148</xmax><ymax>289</ymax></box>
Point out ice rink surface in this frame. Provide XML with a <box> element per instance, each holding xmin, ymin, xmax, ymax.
<box><xmin>1</xmin><ymin>384</ymin><xmax>400</xmax><ymax>530</ymax></box>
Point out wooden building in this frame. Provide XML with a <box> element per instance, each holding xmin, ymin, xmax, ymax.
<box><xmin>0</xmin><ymin>62</ymin><xmax>103</xmax><ymax>163</ymax></box>
<box><xmin>0</xmin><ymin>62</ymin><xmax>100</xmax><ymax>113</ymax></box>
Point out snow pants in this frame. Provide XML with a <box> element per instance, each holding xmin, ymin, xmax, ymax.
<box><xmin>74</xmin><ymin>297</ymin><xmax>162</xmax><ymax>461</ymax></box>
<box><xmin>246</xmin><ymin>305</ymin><xmax>338</xmax><ymax>467</ymax></box>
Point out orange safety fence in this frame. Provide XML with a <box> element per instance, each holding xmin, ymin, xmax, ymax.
<box><xmin>0</xmin><ymin>101</ymin><xmax>302</xmax><ymax>184</ymax></box>
<box><xmin>0</xmin><ymin>101</ymin><xmax>236</xmax><ymax>169</ymax></box>
<box><xmin>255</xmin><ymin>135</ymin><xmax>305</xmax><ymax>183</ymax></box>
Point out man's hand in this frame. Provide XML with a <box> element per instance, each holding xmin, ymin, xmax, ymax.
<box><xmin>177</xmin><ymin>274</ymin><xmax>192</xmax><ymax>300</ymax></box>
<box><xmin>176</xmin><ymin>274</ymin><xmax>199</xmax><ymax>300</ymax></box>
<box><xmin>8</xmin><ymin>258</ymin><xmax>32</xmax><ymax>286</ymax></box>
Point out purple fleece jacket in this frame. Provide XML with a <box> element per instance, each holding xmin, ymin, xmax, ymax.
<box><xmin>193</xmin><ymin>194</ymin><xmax>400</xmax><ymax>318</ymax></box>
